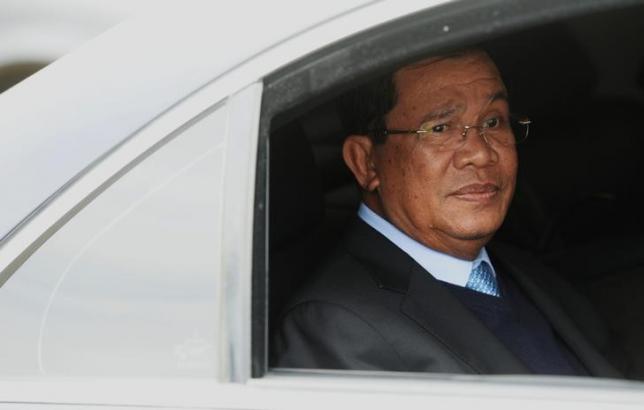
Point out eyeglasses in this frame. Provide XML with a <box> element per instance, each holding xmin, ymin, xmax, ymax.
<box><xmin>371</xmin><ymin>114</ymin><xmax>531</xmax><ymax>149</ymax></box>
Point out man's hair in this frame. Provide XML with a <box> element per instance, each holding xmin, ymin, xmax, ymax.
<box><xmin>340</xmin><ymin>72</ymin><xmax>397</xmax><ymax>144</ymax></box>
<box><xmin>339</xmin><ymin>50</ymin><xmax>491</xmax><ymax>144</ymax></box>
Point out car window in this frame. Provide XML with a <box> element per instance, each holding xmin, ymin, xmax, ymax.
<box><xmin>0</xmin><ymin>102</ymin><xmax>227</xmax><ymax>379</ymax></box>
<box><xmin>260</xmin><ymin>0</ymin><xmax>644</xmax><ymax>382</ymax></box>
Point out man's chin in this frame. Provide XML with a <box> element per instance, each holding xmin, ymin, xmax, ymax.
<box><xmin>460</xmin><ymin>231</ymin><xmax>495</xmax><ymax>241</ymax></box>
<box><xmin>446</xmin><ymin>208</ymin><xmax>507</xmax><ymax>241</ymax></box>
<box><xmin>449</xmin><ymin>223</ymin><xmax>500</xmax><ymax>242</ymax></box>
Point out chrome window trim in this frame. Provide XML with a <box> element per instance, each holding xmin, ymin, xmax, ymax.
<box><xmin>220</xmin><ymin>82</ymin><xmax>263</xmax><ymax>383</ymax></box>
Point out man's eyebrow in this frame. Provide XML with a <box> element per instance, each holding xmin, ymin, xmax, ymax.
<box><xmin>418</xmin><ymin>92</ymin><xmax>507</xmax><ymax>124</ymax></box>
<box><xmin>489</xmin><ymin>90</ymin><xmax>509</xmax><ymax>103</ymax></box>
<box><xmin>419</xmin><ymin>105</ymin><xmax>462</xmax><ymax>123</ymax></box>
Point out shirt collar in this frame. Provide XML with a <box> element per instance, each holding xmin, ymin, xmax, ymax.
<box><xmin>357</xmin><ymin>203</ymin><xmax>494</xmax><ymax>287</ymax></box>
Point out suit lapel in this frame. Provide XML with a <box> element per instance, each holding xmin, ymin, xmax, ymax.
<box><xmin>401</xmin><ymin>264</ymin><xmax>530</xmax><ymax>374</ymax></box>
<box><xmin>489</xmin><ymin>242</ymin><xmax>621</xmax><ymax>378</ymax></box>
<box><xmin>345</xmin><ymin>219</ymin><xmax>529</xmax><ymax>374</ymax></box>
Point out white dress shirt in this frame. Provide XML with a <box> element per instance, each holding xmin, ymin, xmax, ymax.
<box><xmin>358</xmin><ymin>203</ymin><xmax>495</xmax><ymax>287</ymax></box>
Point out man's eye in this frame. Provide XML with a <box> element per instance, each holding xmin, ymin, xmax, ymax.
<box><xmin>432</xmin><ymin>124</ymin><xmax>449</xmax><ymax>133</ymax></box>
<box><xmin>483</xmin><ymin>117</ymin><xmax>501</xmax><ymax>128</ymax></box>
<box><xmin>420</xmin><ymin>122</ymin><xmax>449</xmax><ymax>133</ymax></box>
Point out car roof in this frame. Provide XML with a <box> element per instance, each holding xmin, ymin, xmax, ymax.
<box><xmin>0</xmin><ymin>0</ymin><xmax>390</xmax><ymax>242</ymax></box>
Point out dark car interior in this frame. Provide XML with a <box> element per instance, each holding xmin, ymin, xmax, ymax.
<box><xmin>258</xmin><ymin>0</ymin><xmax>644</xmax><ymax>380</ymax></box>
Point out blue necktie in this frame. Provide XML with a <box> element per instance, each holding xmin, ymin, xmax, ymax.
<box><xmin>466</xmin><ymin>260</ymin><xmax>500</xmax><ymax>297</ymax></box>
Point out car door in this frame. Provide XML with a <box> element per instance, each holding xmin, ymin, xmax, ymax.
<box><xmin>0</xmin><ymin>65</ymin><xmax>262</xmax><ymax>406</ymax></box>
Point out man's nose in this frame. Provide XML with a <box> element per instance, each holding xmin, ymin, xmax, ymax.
<box><xmin>452</xmin><ymin>128</ymin><xmax>498</xmax><ymax>169</ymax></box>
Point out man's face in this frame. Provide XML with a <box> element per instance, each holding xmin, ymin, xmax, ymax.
<box><xmin>368</xmin><ymin>51</ymin><xmax>517</xmax><ymax>259</ymax></box>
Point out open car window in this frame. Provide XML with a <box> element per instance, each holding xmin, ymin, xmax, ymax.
<box><xmin>259</xmin><ymin>0</ymin><xmax>644</xmax><ymax>383</ymax></box>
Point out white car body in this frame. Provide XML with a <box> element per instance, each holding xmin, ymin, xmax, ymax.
<box><xmin>1</xmin><ymin>1</ymin><xmax>644</xmax><ymax>408</ymax></box>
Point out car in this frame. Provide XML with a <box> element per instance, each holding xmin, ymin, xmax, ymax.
<box><xmin>2</xmin><ymin>0</ymin><xmax>644</xmax><ymax>408</ymax></box>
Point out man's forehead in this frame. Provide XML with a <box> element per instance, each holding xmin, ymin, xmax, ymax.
<box><xmin>395</xmin><ymin>50</ymin><xmax>501</xmax><ymax>80</ymax></box>
<box><xmin>391</xmin><ymin>50</ymin><xmax>505</xmax><ymax>103</ymax></box>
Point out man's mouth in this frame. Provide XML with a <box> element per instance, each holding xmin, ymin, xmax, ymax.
<box><xmin>449</xmin><ymin>183</ymin><xmax>500</xmax><ymax>202</ymax></box>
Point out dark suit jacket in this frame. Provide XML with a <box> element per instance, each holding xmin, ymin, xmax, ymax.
<box><xmin>271</xmin><ymin>219</ymin><xmax>621</xmax><ymax>376</ymax></box>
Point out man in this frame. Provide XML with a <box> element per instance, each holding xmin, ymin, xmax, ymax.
<box><xmin>271</xmin><ymin>50</ymin><xmax>620</xmax><ymax>376</ymax></box>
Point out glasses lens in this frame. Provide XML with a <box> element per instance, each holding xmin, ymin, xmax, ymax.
<box><xmin>418</xmin><ymin>121</ymin><xmax>461</xmax><ymax>148</ymax></box>
<box><xmin>510</xmin><ymin>115</ymin><xmax>530</xmax><ymax>144</ymax></box>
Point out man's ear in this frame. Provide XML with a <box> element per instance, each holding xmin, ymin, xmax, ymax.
<box><xmin>342</xmin><ymin>135</ymin><xmax>380</xmax><ymax>192</ymax></box>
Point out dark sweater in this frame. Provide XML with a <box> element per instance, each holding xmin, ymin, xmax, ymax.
<box><xmin>443</xmin><ymin>275</ymin><xmax>588</xmax><ymax>376</ymax></box>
